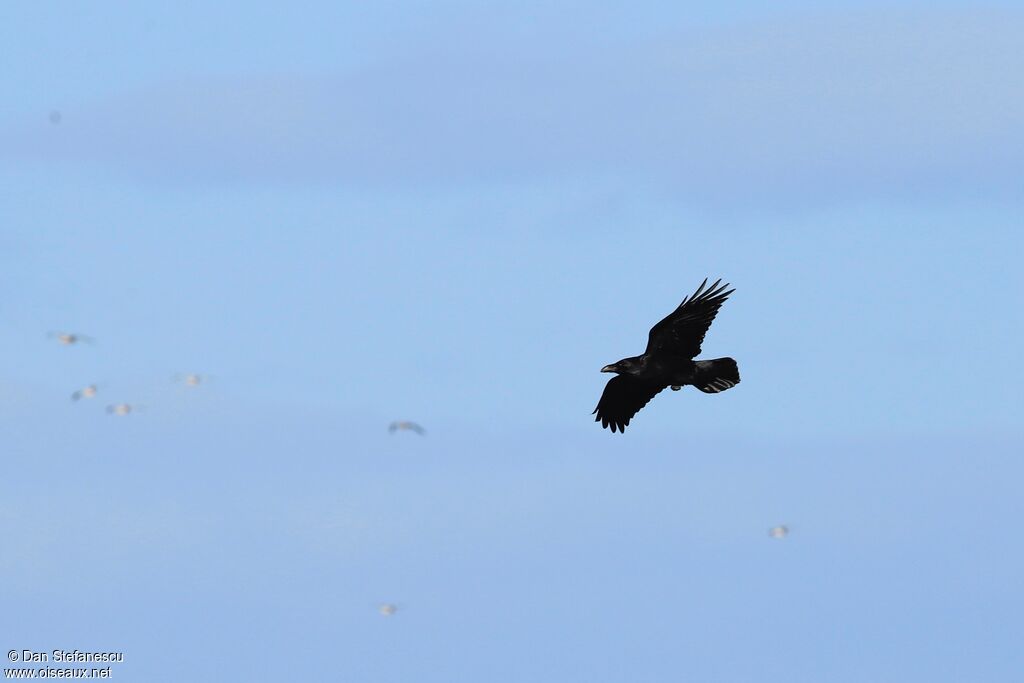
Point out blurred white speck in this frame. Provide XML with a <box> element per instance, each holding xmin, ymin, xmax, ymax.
<box><xmin>71</xmin><ymin>384</ymin><xmax>98</xmax><ymax>401</ymax></box>
<box><xmin>768</xmin><ymin>525</ymin><xmax>789</xmax><ymax>539</ymax></box>
<box><xmin>378</xmin><ymin>603</ymin><xmax>398</xmax><ymax>617</ymax></box>
<box><xmin>388</xmin><ymin>420</ymin><xmax>425</xmax><ymax>435</ymax></box>
<box><xmin>106</xmin><ymin>403</ymin><xmax>136</xmax><ymax>416</ymax></box>
<box><xmin>48</xmin><ymin>331</ymin><xmax>93</xmax><ymax>345</ymax></box>
<box><xmin>177</xmin><ymin>373</ymin><xmax>205</xmax><ymax>387</ymax></box>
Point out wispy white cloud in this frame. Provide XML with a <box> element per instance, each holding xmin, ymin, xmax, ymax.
<box><xmin>5</xmin><ymin>9</ymin><xmax>1022</xmax><ymax>206</ymax></box>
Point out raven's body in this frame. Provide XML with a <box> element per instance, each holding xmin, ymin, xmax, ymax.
<box><xmin>610</xmin><ymin>355</ymin><xmax>699</xmax><ymax>386</ymax></box>
<box><xmin>594</xmin><ymin>279</ymin><xmax>740</xmax><ymax>433</ymax></box>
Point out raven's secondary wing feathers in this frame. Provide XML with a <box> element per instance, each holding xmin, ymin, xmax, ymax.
<box><xmin>593</xmin><ymin>376</ymin><xmax>666</xmax><ymax>433</ymax></box>
<box><xmin>645</xmin><ymin>278</ymin><xmax>734</xmax><ymax>358</ymax></box>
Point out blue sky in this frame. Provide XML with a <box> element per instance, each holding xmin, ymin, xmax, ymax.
<box><xmin>2</xmin><ymin>2</ymin><xmax>1022</xmax><ymax>681</ymax></box>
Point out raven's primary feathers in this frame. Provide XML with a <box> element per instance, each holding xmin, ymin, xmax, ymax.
<box><xmin>593</xmin><ymin>377</ymin><xmax>665</xmax><ymax>433</ymax></box>
<box><xmin>594</xmin><ymin>278</ymin><xmax>740</xmax><ymax>433</ymax></box>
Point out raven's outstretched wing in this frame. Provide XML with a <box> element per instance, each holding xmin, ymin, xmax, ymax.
<box><xmin>645</xmin><ymin>279</ymin><xmax>734</xmax><ymax>359</ymax></box>
<box><xmin>593</xmin><ymin>376</ymin><xmax>666</xmax><ymax>433</ymax></box>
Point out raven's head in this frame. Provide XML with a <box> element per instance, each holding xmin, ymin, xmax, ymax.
<box><xmin>601</xmin><ymin>357</ymin><xmax>641</xmax><ymax>375</ymax></box>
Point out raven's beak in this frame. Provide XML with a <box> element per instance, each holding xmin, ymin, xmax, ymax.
<box><xmin>600</xmin><ymin>365</ymin><xmax>616</xmax><ymax>373</ymax></box>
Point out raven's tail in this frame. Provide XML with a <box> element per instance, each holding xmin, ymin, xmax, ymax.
<box><xmin>694</xmin><ymin>358</ymin><xmax>740</xmax><ymax>394</ymax></box>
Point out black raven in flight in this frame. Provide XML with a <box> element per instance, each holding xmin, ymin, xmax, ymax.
<box><xmin>594</xmin><ymin>278</ymin><xmax>740</xmax><ymax>433</ymax></box>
